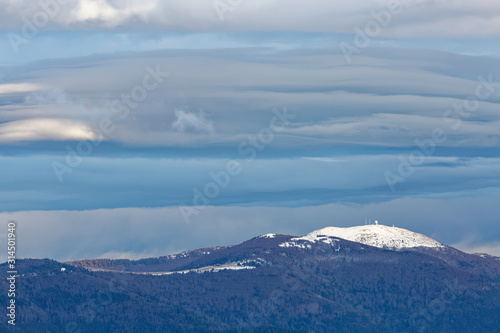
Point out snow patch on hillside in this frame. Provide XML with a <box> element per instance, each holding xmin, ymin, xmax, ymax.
<box><xmin>281</xmin><ymin>224</ymin><xmax>444</xmax><ymax>250</ymax></box>
<box><xmin>259</xmin><ymin>233</ymin><xmax>276</xmax><ymax>238</ymax></box>
<box><xmin>279</xmin><ymin>242</ymin><xmax>312</xmax><ymax>249</ymax></box>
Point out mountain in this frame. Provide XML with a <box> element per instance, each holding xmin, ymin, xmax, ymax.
<box><xmin>1</xmin><ymin>224</ymin><xmax>499</xmax><ymax>332</ymax></box>
<box><xmin>286</xmin><ymin>224</ymin><xmax>445</xmax><ymax>249</ymax></box>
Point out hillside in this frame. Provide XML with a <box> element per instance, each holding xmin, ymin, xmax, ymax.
<box><xmin>1</xmin><ymin>224</ymin><xmax>499</xmax><ymax>332</ymax></box>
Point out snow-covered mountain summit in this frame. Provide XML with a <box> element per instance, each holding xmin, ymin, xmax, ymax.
<box><xmin>284</xmin><ymin>223</ymin><xmax>445</xmax><ymax>250</ymax></box>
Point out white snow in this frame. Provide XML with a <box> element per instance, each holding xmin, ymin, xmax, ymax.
<box><xmin>259</xmin><ymin>233</ymin><xmax>276</xmax><ymax>238</ymax></box>
<box><xmin>86</xmin><ymin>258</ymin><xmax>265</xmax><ymax>276</ymax></box>
<box><xmin>280</xmin><ymin>224</ymin><xmax>444</xmax><ymax>250</ymax></box>
<box><xmin>148</xmin><ymin>263</ymin><xmax>256</xmax><ymax>276</ymax></box>
<box><xmin>279</xmin><ymin>242</ymin><xmax>312</xmax><ymax>249</ymax></box>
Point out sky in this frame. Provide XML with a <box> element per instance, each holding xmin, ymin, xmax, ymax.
<box><xmin>0</xmin><ymin>0</ymin><xmax>499</xmax><ymax>261</ymax></box>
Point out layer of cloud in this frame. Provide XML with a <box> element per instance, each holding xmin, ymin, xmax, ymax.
<box><xmin>286</xmin><ymin>114</ymin><xmax>500</xmax><ymax>147</ymax></box>
<box><xmin>0</xmin><ymin>83</ymin><xmax>43</xmax><ymax>94</ymax></box>
<box><xmin>1</xmin><ymin>153</ymin><xmax>500</xmax><ymax>211</ymax></box>
<box><xmin>1</xmin><ymin>194</ymin><xmax>499</xmax><ymax>261</ymax></box>
<box><xmin>451</xmin><ymin>240</ymin><xmax>500</xmax><ymax>257</ymax></box>
<box><xmin>1</xmin><ymin>47</ymin><xmax>499</xmax><ymax>148</ymax></box>
<box><xmin>1</xmin><ymin>0</ymin><xmax>500</xmax><ymax>38</ymax></box>
<box><xmin>0</xmin><ymin>118</ymin><xmax>96</xmax><ymax>142</ymax></box>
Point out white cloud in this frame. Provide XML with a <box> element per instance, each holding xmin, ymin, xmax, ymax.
<box><xmin>68</xmin><ymin>0</ymin><xmax>157</xmax><ymax>27</ymax></box>
<box><xmin>0</xmin><ymin>118</ymin><xmax>96</xmax><ymax>142</ymax></box>
<box><xmin>172</xmin><ymin>109</ymin><xmax>215</xmax><ymax>134</ymax></box>
<box><xmin>0</xmin><ymin>83</ymin><xmax>43</xmax><ymax>94</ymax></box>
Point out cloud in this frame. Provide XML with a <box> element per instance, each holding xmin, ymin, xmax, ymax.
<box><xmin>0</xmin><ymin>83</ymin><xmax>43</xmax><ymax>94</ymax></box>
<box><xmin>451</xmin><ymin>239</ymin><xmax>500</xmax><ymax>257</ymax></box>
<box><xmin>1</xmin><ymin>47</ymin><xmax>499</xmax><ymax>147</ymax></box>
<box><xmin>68</xmin><ymin>0</ymin><xmax>157</xmax><ymax>27</ymax></box>
<box><xmin>172</xmin><ymin>109</ymin><xmax>215</xmax><ymax>134</ymax></box>
<box><xmin>24</xmin><ymin>88</ymin><xmax>68</xmax><ymax>105</ymax></box>
<box><xmin>1</xmin><ymin>194</ymin><xmax>499</xmax><ymax>261</ymax></box>
<box><xmin>1</xmin><ymin>152</ymin><xmax>500</xmax><ymax>212</ymax></box>
<box><xmin>1</xmin><ymin>0</ymin><xmax>500</xmax><ymax>38</ymax></box>
<box><xmin>286</xmin><ymin>114</ymin><xmax>500</xmax><ymax>147</ymax></box>
<box><xmin>0</xmin><ymin>118</ymin><xmax>96</xmax><ymax>142</ymax></box>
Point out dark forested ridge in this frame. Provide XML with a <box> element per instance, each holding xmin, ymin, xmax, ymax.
<box><xmin>1</xmin><ymin>233</ymin><xmax>499</xmax><ymax>332</ymax></box>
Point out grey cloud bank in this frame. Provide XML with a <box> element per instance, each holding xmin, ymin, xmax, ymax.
<box><xmin>2</xmin><ymin>0</ymin><xmax>500</xmax><ymax>38</ymax></box>
<box><xmin>1</xmin><ymin>194</ymin><xmax>500</xmax><ymax>262</ymax></box>
<box><xmin>1</xmin><ymin>47</ymin><xmax>499</xmax><ymax>148</ymax></box>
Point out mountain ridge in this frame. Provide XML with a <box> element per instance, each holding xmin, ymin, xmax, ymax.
<box><xmin>67</xmin><ymin>224</ymin><xmax>500</xmax><ymax>279</ymax></box>
<box><xmin>2</xmin><ymin>223</ymin><xmax>499</xmax><ymax>332</ymax></box>
<box><xmin>291</xmin><ymin>224</ymin><xmax>445</xmax><ymax>249</ymax></box>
